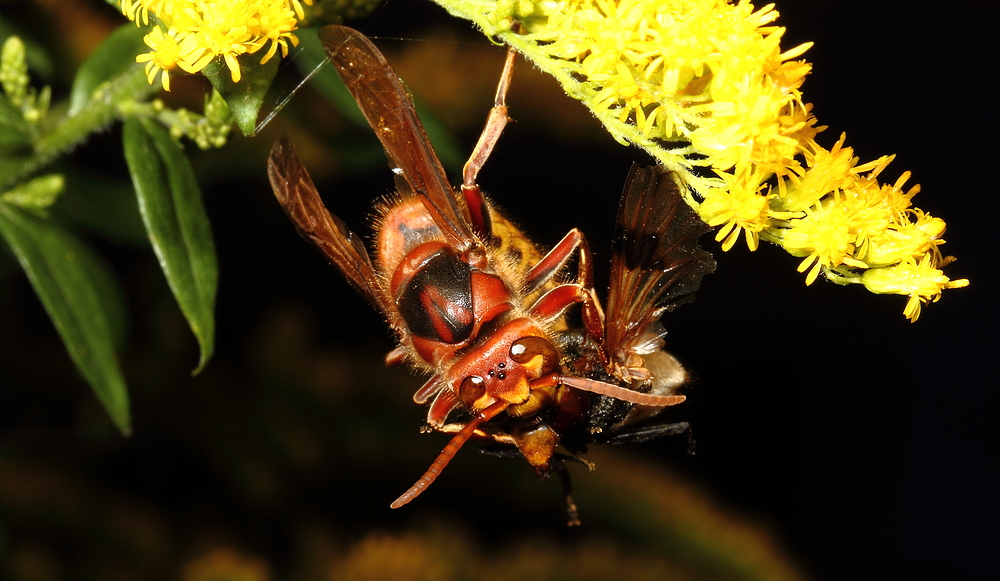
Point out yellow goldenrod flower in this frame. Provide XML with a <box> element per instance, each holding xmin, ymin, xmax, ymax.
<box><xmin>777</xmin><ymin>134</ymin><xmax>856</xmax><ymax>213</ymax></box>
<box><xmin>135</xmin><ymin>25</ymin><xmax>183</xmax><ymax>91</ymax></box>
<box><xmin>782</xmin><ymin>195</ymin><xmax>863</xmax><ymax>286</ymax></box>
<box><xmin>249</xmin><ymin>0</ymin><xmax>303</xmax><ymax>65</ymax></box>
<box><xmin>173</xmin><ymin>3</ymin><xmax>256</xmax><ymax>83</ymax></box>
<box><xmin>860</xmin><ymin>254</ymin><xmax>969</xmax><ymax>322</ymax></box>
<box><xmin>698</xmin><ymin>164</ymin><xmax>793</xmax><ymax>252</ymax></box>
<box><xmin>429</xmin><ymin>0</ymin><xmax>968</xmax><ymax>320</ymax></box>
<box><xmin>120</xmin><ymin>0</ymin><xmax>311</xmax><ymax>87</ymax></box>
<box><xmin>865</xmin><ymin>210</ymin><xmax>946</xmax><ymax>268</ymax></box>
<box><xmin>120</xmin><ymin>0</ymin><xmax>173</xmax><ymax>26</ymax></box>
<box><xmin>506</xmin><ymin>0</ymin><xmax>815</xmax><ymax>174</ymax></box>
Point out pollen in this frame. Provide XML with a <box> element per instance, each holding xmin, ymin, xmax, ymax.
<box><xmin>698</xmin><ymin>164</ymin><xmax>778</xmax><ymax>252</ymax></box>
<box><xmin>861</xmin><ymin>254</ymin><xmax>969</xmax><ymax>322</ymax></box>
<box><xmin>782</xmin><ymin>199</ymin><xmax>858</xmax><ymax>285</ymax></box>
<box><xmin>118</xmin><ymin>0</ymin><xmax>312</xmax><ymax>87</ymax></box>
<box><xmin>135</xmin><ymin>25</ymin><xmax>183</xmax><ymax>91</ymax></box>
<box><xmin>455</xmin><ymin>0</ymin><xmax>968</xmax><ymax>318</ymax></box>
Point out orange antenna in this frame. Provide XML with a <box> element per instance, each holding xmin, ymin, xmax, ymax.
<box><xmin>390</xmin><ymin>400</ymin><xmax>508</xmax><ymax>509</ymax></box>
<box><xmin>557</xmin><ymin>375</ymin><xmax>686</xmax><ymax>407</ymax></box>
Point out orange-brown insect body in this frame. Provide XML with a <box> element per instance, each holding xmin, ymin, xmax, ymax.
<box><xmin>268</xmin><ymin>25</ymin><xmax>715</xmax><ymax>521</ymax></box>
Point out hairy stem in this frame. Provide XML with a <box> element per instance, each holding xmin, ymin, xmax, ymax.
<box><xmin>1</xmin><ymin>64</ymin><xmax>155</xmax><ymax>191</ymax></box>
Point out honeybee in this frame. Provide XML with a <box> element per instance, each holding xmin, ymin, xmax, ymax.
<box><xmin>267</xmin><ymin>25</ymin><xmax>715</xmax><ymax>521</ymax></box>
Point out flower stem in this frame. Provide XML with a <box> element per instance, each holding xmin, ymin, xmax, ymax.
<box><xmin>0</xmin><ymin>64</ymin><xmax>155</xmax><ymax>192</ymax></box>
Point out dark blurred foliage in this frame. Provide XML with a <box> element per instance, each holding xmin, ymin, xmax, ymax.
<box><xmin>0</xmin><ymin>0</ymin><xmax>995</xmax><ymax>580</ymax></box>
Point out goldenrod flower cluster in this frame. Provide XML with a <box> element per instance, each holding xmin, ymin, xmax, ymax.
<box><xmin>119</xmin><ymin>0</ymin><xmax>312</xmax><ymax>91</ymax></box>
<box><xmin>1</xmin><ymin>36</ymin><xmax>50</xmax><ymax>129</ymax></box>
<box><xmin>432</xmin><ymin>0</ymin><xmax>967</xmax><ymax>320</ymax></box>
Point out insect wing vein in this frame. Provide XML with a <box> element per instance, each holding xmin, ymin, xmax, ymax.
<box><xmin>319</xmin><ymin>25</ymin><xmax>477</xmax><ymax>250</ymax></box>
<box><xmin>603</xmin><ymin>165</ymin><xmax>716</xmax><ymax>366</ymax></box>
<box><xmin>268</xmin><ymin>138</ymin><xmax>385</xmax><ymax>310</ymax></box>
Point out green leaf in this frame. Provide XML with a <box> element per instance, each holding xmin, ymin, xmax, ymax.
<box><xmin>203</xmin><ymin>52</ymin><xmax>279</xmax><ymax>136</ymax></box>
<box><xmin>0</xmin><ymin>202</ymin><xmax>131</xmax><ymax>434</ymax></box>
<box><xmin>69</xmin><ymin>23</ymin><xmax>149</xmax><ymax>115</ymax></box>
<box><xmin>122</xmin><ymin>116</ymin><xmax>217</xmax><ymax>373</ymax></box>
<box><xmin>295</xmin><ymin>28</ymin><xmax>465</xmax><ymax>174</ymax></box>
<box><xmin>0</xmin><ymin>92</ymin><xmax>30</xmax><ymax>146</ymax></box>
<box><xmin>1</xmin><ymin>173</ymin><xmax>63</xmax><ymax>210</ymax></box>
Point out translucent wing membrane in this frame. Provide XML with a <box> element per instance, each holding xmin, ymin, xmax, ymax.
<box><xmin>319</xmin><ymin>25</ymin><xmax>477</xmax><ymax>250</ymax></box>
<box><xmin>272</xmin><ymin>27</ymin><xmax>709</xmax><ymax>519</ymax></box>
<box><xmin>603</xmin><ymin>165</ymin><xmax>716</xmax><ymax>366</ymax></box>
<box><xmin>267</xmin><ymin>138</ymin><xmax>386</xmax><ymax>311</ymax></box>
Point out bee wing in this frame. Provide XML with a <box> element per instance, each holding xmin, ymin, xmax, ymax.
<box><xmin>602</xmin><ymin>165</ymin><xmax>716</xmax><ymax>367</ymax></box>
<box><xmin>320</xmin><ymin>25</ymin><xmax>478</xmax><ymax>251</ymax></box>
<box><xmin>268</xmin><ymin>138</ymin><xmax>387</xmax><ymax>311</ymax></box>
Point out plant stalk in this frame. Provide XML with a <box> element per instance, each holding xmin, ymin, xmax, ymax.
<box><xmin>0</xmin><ymin>64</ymin><xmax>155</xmax><ymax>191</ymax></box>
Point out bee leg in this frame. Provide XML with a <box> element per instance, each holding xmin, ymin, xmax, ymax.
<box><xmin>412</xmin><ymin>375</ymin><xmax>443</xmax><ymax>405</ymax></box>
<box><xmin>479</xmin><ymin>443</ymin><xmax>596</xmax><ymax>469</ymax></box>
<box><xmin>478</xmin><ymin>445</ymin><xmax>586</xmax><ymax>526</ymax></box>
<box><xmin>523</xmin><ymin>230</ymin><xmax>605</xmax><ymax>340</ymax></box>
<box><xmin>528</xmin><ymin>283</ymin><xmax>605</xmax><ymax>341</ymax></box>
<box><xmin>553</xmin><ymin>460</ymin><xmax>582</xmax><ymax>526</ymax></box>
<box><xmin>385</xmin><ymin>345</ymin><xmax>408</xmax><ymax>367</ymax></box>
<box><xmin>523</xmin><ymin>228</ymin><xmax>584</xmax><ymax>292</ymax></box>
<box><xmin>607</xmin><ymin>421</ymin><xmax>693</xmax><ymax>452</ymax></box>
<box><xmin>460</xmin><ymin>42</ymin><xmax>518</xmax><ymax>239</ymax></box>
<box><xmin>575</xmin><ymin>235</ymin><xmax>605</xmax><ymax>343</ymax></box>
<box><xmin>425</xmin><ymin>388</ymin><xmax>461</xmax><ymax>429</ymax></box>
<box><xmin>436</xmin><ymin>421</ymin><xmax>497</xmax><ymax>441</ymax></box>
<box><xmin>478</xmin><ymin>443</ymin><xmax>525</xmax><ymax>459</ymax></box>
<box><xmin>462</xmin><ymin>41</ymin><xmax>516</xmax><ymax>190</ymax></box>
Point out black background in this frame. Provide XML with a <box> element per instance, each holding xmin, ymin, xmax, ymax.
<box><xmin>1</xmin><ymin>1</ymin><xmax>994</xmax><ymax>579</ymax></box>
